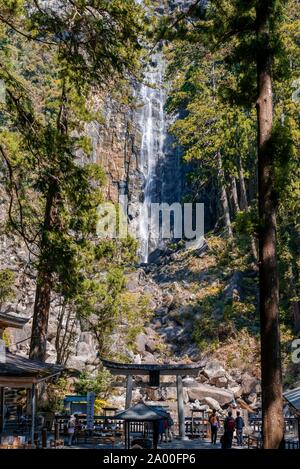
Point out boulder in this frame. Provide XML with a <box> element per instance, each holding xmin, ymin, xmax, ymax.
<box><xmin>145</xmin><ymin>388</ymin><xmax>159</xmax><ymax>401</ymax></box>
<box><xmin>203</xmin><ymin>397</ymin><xmax>223</xmax><ymax>413</ymax></box>
<box><xmin>66</xmin><ymin>356</ymin><xmax>86</xmax><ymax>372</ymax></box>
<box><xmin>230</xmin><ymin>385</ymin><xmax>243</xmax><ymax>398</ymax></box>
<box><xmin>196</xmin><ymin>374</ymin><xmax>209</xmax><ymax>384</ymax></box>
<box><xmin>142</xmin><ymin>351</ymin><xmax>157</xmax><ymax>363</ymax></box>
<box><xmin>47</xmin><ymin>320</ymin><xmax>58</xmax><ymax>341</ymax></box>
<box><xmin>236</xmin><ymin>398</ymin><xmax>255</xmax><ymax>413</ymax></box>
<box><xmin>245</xmin><ymin>393</ymin><xmax>257</xmax><ymax>405</ymax></box>
<box><xmin>76</xmin><ymin>341</ymin><xmax>94</xmax><ymax>360</ymax></box>
<box><xmin>144</xmin><ymin>386</ymin><xmax>188</xmax><ymax>403</ymax></box>
<box><xmin>187</xmin><ymin>383</ymin><xmax>234</xmax><ymax>406</ymax></box>
<box><xmin>155</xmin><ymin>307</ymin><xmax>169</xmax><ymax>317</ymax></box>
<box><xmin>161</xmin><ymin>292</ymin><xmax>174</xmax><ymax>308</ymax></box>
<box><xmin>160</xmin><ymin>387</ymin><xmax>177</xmax><ymax>401</ymax></box>
<box><xmin>145</xmin><ymin>338</ymin><xmax>159</xmax><ymax>354</ymax></box>
<box><xmin>253</xmin><ymin>382</ymin><xmax>261</xmax><ymax>394</ymax></box>
<box><xmin>203</xmin><ymin>361</ymin><xmax>226</xmax><ymax>380</ymax></box>
<box><xmin>135</xmin><ymin>333</ymin><xmax>147</xmax><ymax>354</ymax></box>
<box><xmin>79</xmin><ymin>332</ymin><xmax>94</xmax><ymax>347</ymax></box>
<box><xmin>44</xmin><ymin>352</ymin><xmax>57</xmax><ymax>364</ymax></box>
<box><xmin>125</xmin><ymin>275</ymin><xmax>139</xmax><ymax>292</ymax></box>
<box><xmin>161</xmin><ymin>325</ymin><xmax>183</xmax><ymax>342</ymax></box>
<box><xmin>184</xmin><ymin>344</ymin><xmax>200</xmax><ymax>360</ymax></box>
<box><xmin>190</xmin><ymin>402</ymin><xmax>210</xmax><ymax>412</ymax></box>
<box><xmin>132</xmin><ymin>389</ymin><xmax>143</xmax><ymax>402</ymax></box>
<box><xmin>209</xmin><ymin>376</ymin><xmax>228</xmax><ymax>388</ymax></box>
<box><xmin>108</xmin><ymin>395</ymin><xmax>125</xmax><ymax>409</ymax></box>
<box><xmin>133</xmin><ymin>354</ymin><xmax>142</xmax><ymax>364</ymax></box>
<box><xmin>182</xmin><ymin>377</ymin><xmax>198</xmax><ymax>387</ymax></box>
<box><xmin>229</xmin><ymin>369</ymin><xmax>243</xmax><ymax>384</ymax></box>
<box><xmin>241</xmin><ymin>373</ymin><xmax>260</xmax><ymax>395</ymax></box>
<box><xmin>152</xmin><ymin>319</ymin><xmax>162</xmax><ymax>329</ymax></box>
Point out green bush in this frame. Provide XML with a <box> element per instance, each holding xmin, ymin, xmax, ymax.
<box><xmin>74</xmin><ymin>369</ymin><xmax>112</xmax><ymax>396</ymax></box>
<box><xmin>0</xmin><ymin>269</ymin><xmax>15</xmax><ymax>308</ymax></box>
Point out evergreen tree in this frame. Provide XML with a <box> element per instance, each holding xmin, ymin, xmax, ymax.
<box><xmin>0</xmin><ymin>1</ymin><xmax>145</xmax><ymax>361</ymax></box>
<box><xmin>163</xmin><ymin>0</ymin><xmax>299</xmax><ymax>448</ymax></box>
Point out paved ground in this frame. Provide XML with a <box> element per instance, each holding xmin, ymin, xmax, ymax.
<box><xmin>158</xmin><ymin>439</ymin><xmax>221</xmax><ymax>449</ymax></box>
<box><xmin>66</xmin><ymin>438</ymin><xmax>245</xmax><ymax>450</ymax></box>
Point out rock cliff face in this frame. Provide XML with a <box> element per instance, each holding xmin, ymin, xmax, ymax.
<box><xmin>85</xmin><ymin>1</ymin><xmax>188</xmax><ymax>263</ymax></box>
<box><xmin>86</xmin><ymin>96</ymin><xmax>140</xmax><ymax>206</ymax></box>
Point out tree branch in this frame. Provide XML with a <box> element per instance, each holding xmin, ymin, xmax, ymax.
<box><xmin>0</xmin><ymin>13</ymin><xmax>58</xmax><ymax>46</ymax></box>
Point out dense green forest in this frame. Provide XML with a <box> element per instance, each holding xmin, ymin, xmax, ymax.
<box><xmin>0</xmin><ymin>0</ymin><xmax>299</xmax><ymax>450</ymax></box>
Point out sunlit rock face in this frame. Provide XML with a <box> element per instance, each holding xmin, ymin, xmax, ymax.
<box><xmin>87</xmin><ymin>0</ymin><xmax>189</xmax><ymax>263</ymax></box>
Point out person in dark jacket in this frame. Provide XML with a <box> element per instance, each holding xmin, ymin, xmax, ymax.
<box><xmin>223</xmin><ymin>411</ymin><xmax>235</xmax><ymax>448</ymax></box>
<box><xmin>235</xmin><ymin>411</ymin><xmax>245</xmax><ymax>446</ymax></box>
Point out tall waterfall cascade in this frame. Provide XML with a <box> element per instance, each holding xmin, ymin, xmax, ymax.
<box><xmin>127</xmin><ymin>0</ymin><xmax>189</xmax><ymax>263</ymax></box>
<box><xmin>138</xmin><ymin>53</ymin><xmax>166</xmax><ymax>263</ymax></box>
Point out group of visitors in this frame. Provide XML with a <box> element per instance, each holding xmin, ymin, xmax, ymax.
<box><xmin>208</xmin><ymin>409</ymin><xmax>245</xmax><ymax>448</ymax></box>
<box><xmin>158</xmin><ymin>413</ymin><xmax>174</xmax><ymax>443</ymax></box>
<box><xmin>67</xmin><ymin>408</ymin><xmax>243</xmax><ymax>448</ymax></box>
<box><xmin>67</xmin><ymin>414</ymin><xmax>82</xmax><ymax>446</ymax></box>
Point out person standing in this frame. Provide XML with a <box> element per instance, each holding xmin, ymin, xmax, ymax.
<box><xmin>208</xmin><ymin>409</ymin><xmax>220</xmax><ymax>445</ymax></box>
<box><xmin>158</xmin><ymin>418</ymin><xmax>166</xmax><ymax>443</ymax></box>
<box><xmin>235</xmin><ymin>411</ymin><xmax>245</xmax><ymax>446</ymax></box>
<box><xmin>223</xmin><ymin>411</ymin><xmax>235</xmax><ymax>448</ymax></box>
<box><xmin>74</xmin><ymin>414</ymin><xmax>82</xmax><ymax>445</ymax></box>
<box><xmin>67</xmin><ymin>414</ymin><xmax>76</xmax><ymax>446</ymax></box>
<box><xmin>166</xmin><ymin>413</ymin><xmax>174</xmax><ymax>443</ymax></box>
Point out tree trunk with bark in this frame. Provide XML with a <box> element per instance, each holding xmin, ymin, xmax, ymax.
<box><xmin>217</xmin><ymin>151</ymin><xmax>233</xmax><ymax>238</ymax></box>
<box><xmin>238</xmin><ymin>155</ymin><xmax>249</xmax><ymax>210</ymax></box>
<box><xmin>29</xmin><ymin>183</ymin><xmax>56</xmax><ymax>361</ymax></box>
<box><xmin>290</xmin><ymin>270</ymin><xmax>300</xmax><ymax>333</ymax></box>
<box><xmin>256</xmin><ymin>2</ymin><xmax>284</xmax><ymax>449</ymax></box>
<box><xmin>30</xmin><ymin>82</ymin><xmax>67</xmax><ymax>362</ymax></box>
<box><xmin>237</xmin><ymin>156</ymin><xmax>258</xmax><ymax>260</ymax></box>
<box><xmin>230</xmin><ymin>176</ymin><xmax>240</xmax><ymax>214</ymax></box>
<box><xmin>293</xmin><ymin>299</ymin><xmax>300</xmax><ymax>334</ymax></box>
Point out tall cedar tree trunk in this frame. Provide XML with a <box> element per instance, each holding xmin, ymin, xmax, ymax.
<box><xmin>237</xmin><ymin>155</ymin><xmax>258</xmax><ymax>260</ymax></box>
<box><xmin>29</xmin><ymin>81</ymin><xmax>67</xmax><ymax>361</ymax></box>
<box><xmin>256</xmin><ymin>2</ymin><xmax>284</xmax><ymax>448</ymax></box>
<box><xmin>217</xmin><ymin>151</ymin><xmax>233</xmax><ymax>237</ymax></box>
<box><xmin>238</xmin><ymin>155</ymin><xmax>249</xmax><ymax>210</ymax></box>
<box><xmin>290</xmin><ymin>270</ymin><xmax>300</xmax><ymax>333</ymax></box>
<box><xmin>29</xmin><ymin>184</ymin><xmax>56</xmax><ymax>361</ymax></box>
<box><xmin>230</xmin><ymin>176</ymin><xmax>240</xmax><ymax>214</ymax></box>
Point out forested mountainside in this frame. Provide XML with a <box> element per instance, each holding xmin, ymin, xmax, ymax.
<box><xmin>0</xmin><ymin>0</ymin><xmax>299</xmax><ymax>449</ymax></box>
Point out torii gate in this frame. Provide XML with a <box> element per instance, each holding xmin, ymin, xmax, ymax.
<box><xmin>101</xmin><ymin>359</ymin><xmax>202</xmax><ymax>439</ymax></box>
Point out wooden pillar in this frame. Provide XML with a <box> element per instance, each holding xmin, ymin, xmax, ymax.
<box><xmin>125</xmin><ymin>375</ymin><xmax>133</xmax><ymax>409</ymax></box>
<box><xmin>191</xmin><ymin>411</ymin><xmax>194</xmax><ymax>436</ymax></box>
<box><xmin>125</xmin><ymin>421</ymin><xmax>130</xmax><ymax>449</ymax></box>
<box><xmin>42</xmin><ymin>428</ymin><xmax>47</xmax><ymax>448</ymax></box>
<box><xmin>0</xmin><ymin>387</ymin><xmax>5</xmax><ymax>434</ymax></box>
<box><xmin>176</xmin><ymin>375</ymin><xmax>187</xmax><ymax>440</ymax></box>
<box><xmin>153</xmin><ymin>421</ymin><xmax>159</xmax><ymax>450</ymax></box>
<box><xmin>54</xmin><ymin>421</ymin><xmax>60</xmax><ymax>441</ymax></box>
<box><xmin>31</xmin><ymin>383</ymin><xmax>36</xmax><ymax>445</ymax></box>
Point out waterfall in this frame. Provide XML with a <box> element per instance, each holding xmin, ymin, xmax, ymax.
<box><xmin>132</xmin><ymin>0</ymin><xmax>185</xmax><ymax>263</ymax></box>
<box><xmin>138</xmin><ymin>53</ymin><xmax>166</xmax><ymax>263</ymax></box>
